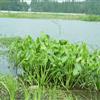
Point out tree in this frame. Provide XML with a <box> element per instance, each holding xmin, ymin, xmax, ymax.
<box><xmin>85</xmin><ymin>0</ymin><xmax>100</xmax><ymax>14</ymax></box>
<box><xmin>0</xmin><ymin>0</ymin><xmax>28</xmax><ymax>11</ymax></box>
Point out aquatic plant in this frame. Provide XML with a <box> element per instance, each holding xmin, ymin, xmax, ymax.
<box><xmin>0</xmin><ymin>36</ymin><xmax>21</xmax><ymax>48</ymax></box>
<box><xmin>0</xmin><ymin>75</ymin><xmax>18</xmax><ymax>100</ymax></box>
<box><xmin>9</xmin><ymin>33</ymin><xmax>100</xmax><ymax>91</ymax></box>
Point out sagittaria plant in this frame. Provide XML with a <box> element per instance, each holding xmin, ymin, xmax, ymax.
<box><xmin>8</xmin><ymin>33</ymin><xmax>100</xmax><ymax>91</ymax></box>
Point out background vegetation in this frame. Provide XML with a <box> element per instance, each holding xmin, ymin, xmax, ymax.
<box><xmin>31</xmin><ymin>0</ymin><xmax>100</xmax><ymax>15</ymax></box>
<box><xmin>0</xmin><ymin>0</ymin><xmax>28</xmax><ymax>11</ymax></box>
<box><xmin>0</xmin><ymin>0</ymin><xmax>100</xmax><ymax>15</ymax></box>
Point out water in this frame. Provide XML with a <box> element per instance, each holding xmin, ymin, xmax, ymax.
<box><xmin>0</xmin><ymin>18</ymin><xmax>100</xmax><ymax>47</ymax></box>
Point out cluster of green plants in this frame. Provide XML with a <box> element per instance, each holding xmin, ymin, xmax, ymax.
<box><xmin>0</xmin><ymin>36</ymin><xmax>21</xmax><ymax>56</ymax></box>
<box><xmin>81</xmin><ymin>15</ymin><xmax>100</xmax><ymax>21</ymax></box>
<box><xmin>8</xmin><ymin>34</ymin><xmax>100</xmax><ymax>91</ymax></box>
<box><xmin>0</xmin><ymin>36</ymin><xmax>21</xmax><ymax>48</ymax></box>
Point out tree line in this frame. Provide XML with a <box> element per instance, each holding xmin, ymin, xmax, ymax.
<box><xmin>30</xmin><ymin>0</ymin><xmax>100</xmax><ymax>15</ymax></box>
<box><xmin>0</xmin><ymin>0</ymin><xmax>100</xmax><ymax>15</ymax></box>
<box><xmin>0</xmin><ymin>0</ymin><xmax>28</xmax><ymax>11</ymax></box>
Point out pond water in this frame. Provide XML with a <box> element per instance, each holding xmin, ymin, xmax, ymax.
<box><xmin>0</xmin><ymin>56</ymin><xmax>13</xmax><ymax>74</ymax></box>
<box><xmin>0</xmin><ymin>18</ymin><xmax>100</xmax><ymax>48</ymax></box>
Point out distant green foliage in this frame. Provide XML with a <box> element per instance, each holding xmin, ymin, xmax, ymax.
<box><xmin>9</xmin><ymin>34</ymin><xmax>100</xmax><ymax>90</ymax></box>
<box><xmin>30</xmin><ymin>0</ymin><xmax>100</xmax><ymax>15</ymax></box>
<box><xmin>0</xmin><ymin>11</ymin><xmax>100</xmax><ymax>21</ymax></box>
<box><xmin>0</xmin><ymin>0</ymin><xmax>100</xmax><ymax>15</ymax></box>
<box><xmin>0</xmin><ymin>0</ymin><xmax>28</xmax><ymax>11</ymax></box>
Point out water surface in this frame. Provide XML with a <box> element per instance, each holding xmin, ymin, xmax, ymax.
<box><xmin>0</xmin><ymin>18</ymin><xmax>100</xmax><ymax>47</ymax></box>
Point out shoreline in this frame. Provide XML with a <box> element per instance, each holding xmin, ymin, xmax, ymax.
<box><xmin>0</xmin><ymin>11</ymin><xmax>100</xmax><ymax>21</ymax></box>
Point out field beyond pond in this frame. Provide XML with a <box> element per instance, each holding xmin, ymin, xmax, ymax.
<box><xmin>0</xmin><ymin>11</ymin><xmax>100</xmax><ymax>21</ymax></box>
<box><xmin>0</xmin><ymin>34</ymin><xmax>100</xmax><ymax>100</ymax></box>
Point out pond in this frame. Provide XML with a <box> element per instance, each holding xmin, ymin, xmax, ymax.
<box><xmin>0</xmin><ymin>18</ymin><xmax>100</xmax><ymax>48</ymax></box>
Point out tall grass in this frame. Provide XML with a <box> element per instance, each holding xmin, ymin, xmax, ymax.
<box><xmin>8</xmin><ymin>33</ymin><xmax>100</xmax><ymax>91</ymax></box>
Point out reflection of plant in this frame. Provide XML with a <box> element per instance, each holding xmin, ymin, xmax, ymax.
<box><xmin>9</xmin><ymin>33</ymin><xmax>100</xmax><ymax>90</ymax></box>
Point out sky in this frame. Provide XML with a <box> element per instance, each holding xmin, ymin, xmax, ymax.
<box><xmin>23</xmin><ymin>0</ymin><xmax>85</xmax><ymax>4</ymax></box>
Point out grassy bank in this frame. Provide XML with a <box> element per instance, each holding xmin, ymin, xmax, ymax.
<box><xmin>0</xmin><ymin>11</ymin><xmax>100</xmax><ymax>21</ymax></box>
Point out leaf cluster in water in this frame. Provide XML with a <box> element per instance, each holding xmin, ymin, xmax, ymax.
<box><xmin>9</xmin><ymin>34</ymin><xmax>100</xmax><ymax>91</ymax></box>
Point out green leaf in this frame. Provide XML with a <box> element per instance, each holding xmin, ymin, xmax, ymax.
<box><xmin>73</xmin><ymin>63</ymin><xmax>82</xmax><ymax>76</ymax></box>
